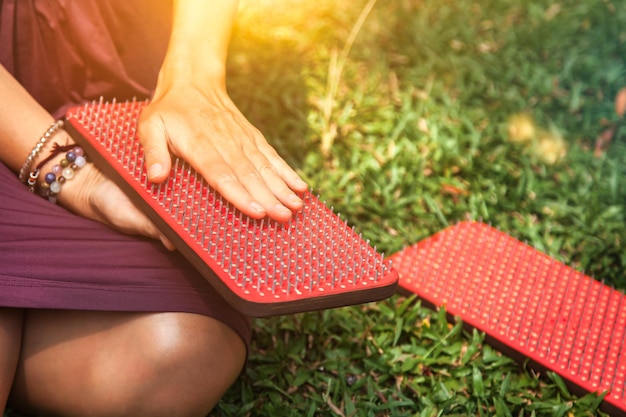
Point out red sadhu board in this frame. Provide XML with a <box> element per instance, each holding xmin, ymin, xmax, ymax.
<box><xmin>390</xmin><ymin>221</ymin><xmax>626</xmax><ymax>415</ymax></box>
<box><xmin>65</xmin><ymin>99</ymin><xmax>398</xmax><ymax>317</ymax></box>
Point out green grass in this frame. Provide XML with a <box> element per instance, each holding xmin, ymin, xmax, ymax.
<box><xmin>6</xmin><ymin>0</ymin><xmax>625</xmax><ymax>416</ymax></box>
<box><xmin>218</xmin><ymin>0</ymin><xmax>625</xmax><ymax>415</ymax></box>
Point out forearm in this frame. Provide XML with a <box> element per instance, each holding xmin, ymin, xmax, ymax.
<box><xmin>0</xmin><ymin>65</ymin><xmax>72</xmax><ymax>174</ymax></box>
<box><xmin>157</xmin><ymin>0</ymin><xmax>240</xmax><ymax>89</ymax></box>
<box><xmin>0</xmin><ymin>64</ymin><xmax>94</xmax><ymax>217</ymax></box>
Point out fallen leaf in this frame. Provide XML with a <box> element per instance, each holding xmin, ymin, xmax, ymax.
<box><xmin>615</xmin><ymin>87</ymin><xmax>626</xmax><ymax>117</ymax></box>
<box><xmin>594</xmin><ymin>125</ymin><xmax>616</xmax><ymax>157</ymax></box>
<box><xmin>441</xmin><ymin>183</ymin><xmax>469</xmax><ymax>196</ymax></box>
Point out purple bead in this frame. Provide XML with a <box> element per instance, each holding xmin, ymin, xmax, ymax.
<box><xmin>44</xmin><ymin>172</ymin><xmax>56</xmax><ymax>184</ymax></box>
<box><xmin>73</xmin><ymin>147</ymin><xmax>84</xmax><ymax>157</ymax></box>
<box><xmin>66</xmin><ymin>151</ymin><xmax>77</xmax><ymax>162</ymax></box>
<box><xmin>52</xmin><ymin>164</ymin><xmax>62</xmax><ymax>175</ymax></box>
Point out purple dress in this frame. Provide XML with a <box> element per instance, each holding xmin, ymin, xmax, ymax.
<box><xmin>0</xmin><ymin>0</ymin><xmax>251</xmax><ymax>347</ymax></box>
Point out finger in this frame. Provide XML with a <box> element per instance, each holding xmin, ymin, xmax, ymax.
<box><xmin>245</xmin><ymin>152</ymin><xmax>304</xmax><ymax>212</ymax></box>
<box><xmin>158</xmin><ymin>235</ymin><xmax>177</xmax><ymax>251</ymax></box>
<box><xmin>137</xmin><ymin>113</ymin><xmax>173</xmax><ymax>183</ymax></box>
<box><xmin>137</xmin><ymin>217</ymin><xmax>174</xmax><ymax>250</ymax></box>
<box><xmin>256</xmin><ymin>141</ymin><xmax>308</xmax><ymax>193</ymax></box>
<box><xmin>201</xmin><ymin>151</ymin><xmax>294</xmax><ymax>221</ymax></box>
<box><xmin>93</xmin><ymin>181</ymin><xmax>176</xmax><ymax>248</ymax></box>
<box><xmin>122</xmin><ymin>210</ymin><xmax>176</xmax><ymax>251</ymax></box>
<box><xmin>139</xmin><ymin>221</ymin><xmax>176</xmax><ymax>251</ymax></box>
<box><xmin>122</xmin><ymin>212</ymin><xmax>176</xmax><ymax>251</ymax></box>
<box><xmin>216</xmin><ymin>139</ymin><xmax>299</xmax><ymax>220</ymax></box>
<box><xmin>199</xmin><ymin>158</ymin><xmax>271</xmax><ymax>219</ymax></box>
<box><xmin>193</xmin><ymin>130</ymin><xmax>297</xmax><ymax>220</ymax></box>
<box><xmin>236</xmin><ymin>165</ymin><xmax>295</xmax><ymax>221</ymax></box>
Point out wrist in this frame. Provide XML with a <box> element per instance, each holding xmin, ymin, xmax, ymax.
<box><xmin>28</xmin><ymin>129</ymin><xmax>74</xmax><ymax>170</ymax></box>
<box><xmin>156</xmin><ymin>51</ymin><xmax>226</xmax><ymax>94</ymax></box>
<box><xmin>55</xmin><ymin>162</ymin><xmax>99</xmax><ymax>217</ymax></box>
<box><xmin>161</xmin><ymin>0</ymin><xmax>237</xmax><ymax>88</ymax></box>
<box><xmin>18</xmin><ymin>120</ymin><xmax>65</xmax><ymax>183</ymax></box>
<box><xmin>29</xmin><ymin>136</ymin><xmax>90</xmax><ymax>207</ymax></box>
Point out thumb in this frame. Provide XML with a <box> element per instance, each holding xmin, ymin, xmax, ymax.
<box><xmin>138</xmin><ymin>114</ymin><xmax>172</xmax><ymax>183</ymax></box>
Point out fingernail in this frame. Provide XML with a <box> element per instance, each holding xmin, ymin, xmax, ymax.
<box><xmin>275</xmin><ymin>204</ymin><xmax>292</xmax><ymax>215</ymax></box>
<box><xmin>251</xmin><ymin>202</ymin><xmax>266</xmax><ymax>213</ymax></box>
<box><xmin>148</xmin><ymin>163</ymin><xmax>163</xmax><ymax>180</ymax></box>
<box><xmin>289</xmin><ymin>193</ymin><xmax>303</xmax><ymax>204</ymax></box>
<box><xmin>296</xmin><ymin>178</ymin><xmax>308</xmax><ymax>189</ymax></box>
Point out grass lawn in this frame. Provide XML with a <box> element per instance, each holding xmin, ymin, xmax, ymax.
<box><xmin>217</xmin><ymin>0</ymin><xmax>626</xmax><ymax>415</ymax></box>
<box><xmin>6</xmin><ymin>0</ymin><xmax>625</xmax><ymax>416</ymax></box>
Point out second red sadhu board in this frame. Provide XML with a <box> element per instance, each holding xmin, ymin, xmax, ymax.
<box><xmin>389</xmin><ymin>221</ymin><xmax>626</xmax><ymax>416</ymax></box>
<box><xmin>66</xmin><ymin>99</ymin><xmax>625</xmax><ymax>414</ymax></box>
<box><xmin>65</xmin><ymin>99</ymin><xmax>399</xmax><ymax>317</ymax></box>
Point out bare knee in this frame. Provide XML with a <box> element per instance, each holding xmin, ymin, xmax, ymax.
<box><xmin>105</xmin><ymin>313</ymin><xmax>247</xmax><ymax>416</ymax></box>
<box><xmin>11</xmin><ymin>311</ymin><xmax>246</xmax><ymax>417</ymax></box>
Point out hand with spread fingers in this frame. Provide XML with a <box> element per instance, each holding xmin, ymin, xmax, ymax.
<box><xmin>138</xmin><ymin>83</ymin><xmax>307</xmax><ymax>222</ymax></box>
<box><xmin>137</xmin><ymin>0</ymin><xmax>307</xmax><ymax>222</ymax></box>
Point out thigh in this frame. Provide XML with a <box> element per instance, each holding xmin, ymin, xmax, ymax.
<box><xmin>9</xmin><ymin>309</ymin><xmax>246</xmax><ymax>417</ymax></box>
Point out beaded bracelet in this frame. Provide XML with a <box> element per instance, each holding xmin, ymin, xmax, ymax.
<box><xmin>18</xmin><ymin>120</ymin><xmax>65</xmax><ymax>183</ymax></box>
<box><xmin>29</xmin><ymin>144</ymin><xmax>87</xmax><ymax>203</ymax></box>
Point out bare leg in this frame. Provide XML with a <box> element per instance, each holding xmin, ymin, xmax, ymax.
<box><xmin>9</xmin><ymin>310</ymin><xmax>246</xmax><ymax>417</ymax></box>
<box><xmin>0</xmin><ymin>308</ymin><xmax>24</xmax><ymax>413</ymax></box>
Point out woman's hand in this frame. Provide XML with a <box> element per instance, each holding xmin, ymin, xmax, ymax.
<box><xmin>137</xmin><ymin>85</ymin><xmax>308</xmax><ymax>222</ymax></box>
<box><xmin>58</xmin><ymin>162</ymin><xmax>175</xmax><ymax>250</ymax></box>
<box><xmin>0</xmin><ymin>65</ymin><xmax>174</xmax><ymax>250</ymax></box>
<box><xmin>135</xmin><ymin>0</ymin><xmax>307</xmax><ymax>222</ymax></box>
